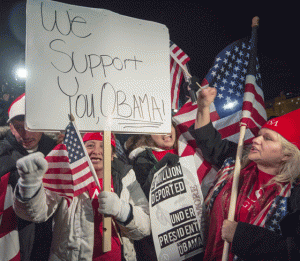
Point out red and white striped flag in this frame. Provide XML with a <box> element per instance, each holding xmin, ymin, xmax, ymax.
<box><xmin>240</xmin><ymin>26</ymin><xmax>267</xmax><ymax>135</ymax></box>
<box><xmin>0</xmin><ymin>172</ymin><xmax>21</xmax><ymax>261</ymax></box>
<box><xmin>170</xmin><ymin>41</ymin><xmax>190</xmax><ymax>110</ymax></box>
<box><xmin>43</xmin><ymin>122</ymin><xmax>96</xmax><ymax>205</ymax></box>
<box><xmin>173</xmin><ymin>103</ymin><xmax>220</xmax><ymax>196</ymax></box>
<box><xmin>173</xmin><ymin>34</ymin><xmax>267</xmax><ymax>196</ymax></box>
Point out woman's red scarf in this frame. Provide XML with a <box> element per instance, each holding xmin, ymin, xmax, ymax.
<box><xmin>204</xmin><ymin>161</ymin><xmax>292</xmax><ymax>261</ymax></box>
<box><xmin>152</xmin><ymin>148</ymin><xmax>177</xmax><ymax>161</ymax></box>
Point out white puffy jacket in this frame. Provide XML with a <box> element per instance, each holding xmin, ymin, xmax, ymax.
<box><xmin>14</xmin><ymin>158</ymin><xmax>150</xmax><ymax>261</ymax></box>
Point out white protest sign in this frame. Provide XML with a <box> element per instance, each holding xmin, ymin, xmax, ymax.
<box><xmin>149</xmin><ymin>156</ymin><xmax>205</xmax><ymax>261</ymax></box>
<box><xmin>26</xmin><ymin>0</ymin><xmax>171</xmax><ymax>133</ymax></box>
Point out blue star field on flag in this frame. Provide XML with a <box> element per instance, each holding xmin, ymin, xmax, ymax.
<box><xmin>265</xmin><ymin>195</ymin><xmax>288</xmax><ymax>234</ymax></box>
<box><xmin>63</xmin><ymin>122</ymin><xmax>85</xmax><ymax>164</ymax></box>
<box><xmin>205</xmin><ymin>38</ymin><xmax>262</xmax><ymax>119</ymax></box>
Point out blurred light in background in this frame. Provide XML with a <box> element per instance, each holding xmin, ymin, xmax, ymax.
<box><xmin>15</xmin><ymin>67</ymin><xmax>27</xmax><ymax>80</ymax></box>
<box><xmin>223</xmin><ymin>100</ymin><xmax>238</xmax><ymax>110</ymax></box>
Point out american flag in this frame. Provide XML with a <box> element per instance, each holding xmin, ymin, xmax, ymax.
<box><xmin>43</xmin><ymin>122</ymin><xmax>96</xmax><ymax>204</ymax></box>
<box><xmin>264</xmin><ymin>195</ymin><xmax>289</xmax><ymax>233</ymax></box>
<box><xmin>0</xmin><ymin>172</ymin><xmax>21</xmax><ymax>261</ymax></box>
<box><xmin>240</xmin><ymin>27</ymin><xmax>267</xmax><ymax>135</ymax></box>
<box><xmin>233</xmin><ymin>183</ymin><xmax>292</xmax><ymax>261</ymax></box>
<box><xmin>173</xmin><ymin>29</ymin><xmax>267</xmax><ymax>196</ymax></box>
<box><xmin>204</xmin><ymin>158</ymin><xmax>235</xmax><ymax>210</ymax></box>
<box><xmin>251</xmin><ymin>182</ymin><xmax>292</xmax><ymax>230</ymax></box>
<box><xmin>205</xmin><ymin>158</ymin><xmax>292</xmax><ymax>229</ymax></box>
<box><xmin>203</xmin><ymin>158</ymin><xmax>293</xmax><ymax>261</ymax></box>
<box><xmin>170</xmin><ymin>41</ymin><xmax>190</xmax><ymax>110</ymax></box>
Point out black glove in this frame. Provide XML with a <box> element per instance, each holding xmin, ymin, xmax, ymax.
<box><xmin>152</xmin><ymin>153</ymin><xmax>180</xmax><ymax>173</ymax></box>
<box><xmin>183</xmin><ymin>76</ymin><xmax>200</xmax><ymax>103</ymax></box>
<box><xmin>189</xmin><ymin>76</ymin><xmax>200</xmax><ymax>91</ymax></box>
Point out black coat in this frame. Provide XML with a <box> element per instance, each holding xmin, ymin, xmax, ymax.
<box><xmin>190</xmin><ymin>121</ymin><xmax>300</xmax><ymax>261</ymax></box>
<box><xmin>130</xmin><ymin>148</ymin><xmax>158</xmax><ymax>199</ymax></box>
<box><xmin>0</xmin><ymin>131</ymin><xmax>57</xmax><ymax>261</ymax></box>
<box><xmin>129</xmin><ymin>148</ymin><xmax>157</xmax><ymax>261</ymax></box>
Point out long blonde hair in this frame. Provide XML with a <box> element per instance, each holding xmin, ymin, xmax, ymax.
<box><xmin>241</xmin><ymin>133</ymin><xmax>300</xmax><ymax>186</ymax></box>
<box><xmin>276</xmin><ymin>134</ymin><xmax>300</xmax><ymax>184</ymax></box>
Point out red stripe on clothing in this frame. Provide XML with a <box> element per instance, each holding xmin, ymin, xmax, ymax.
<box><xmin>0</xmin><ymin>206</ymin><xmax>17</xmax><ymax>238</ymax></box>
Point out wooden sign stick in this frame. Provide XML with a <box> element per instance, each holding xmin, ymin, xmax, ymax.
<box><xmin>70</xmin><ymin>115</ymin><xmax>119</xmax><ymax>252</ymax></box>
<box><xmin>102</xmin><ymin>130</ymin><xmax>112</xmax><ymax>252</ymax></box>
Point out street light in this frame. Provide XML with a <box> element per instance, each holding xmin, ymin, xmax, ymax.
<box><xmin>15</xmin><ymin>67</ymin><xmax>27</xmax><ymax>80</ymax></box>
<box><xmin>12</xmin><ymin>65</ymin><xmax>27</xmax><ymax>96</ymax></box>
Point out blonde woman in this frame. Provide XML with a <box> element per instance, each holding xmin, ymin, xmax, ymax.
<box><xmin>190</xmin><ymin>86</ymin><xmax>300</xmax><ymax>261</ymax></box>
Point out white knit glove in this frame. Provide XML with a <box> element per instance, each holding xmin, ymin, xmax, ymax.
<box><xmin>98</xmin><ymin>191</ymin><xmax>131</xmax><ymax>223</ymax></box>
<box><xmin>16</xmin><ymin>152</ymin><xmax>48</xmax><ymax>199</ymax></box>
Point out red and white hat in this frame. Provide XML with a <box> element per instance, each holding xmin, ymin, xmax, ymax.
<box><xmin>82</xmin><ymin>132</ymin><xmax>116</xmax><ymax>147</ymax></box>
<box><xmin>7</xmin><ymin>93</ymin><xmax>25</xmax><ymax>123</ymax></box>
<box><xmin>261</xmin><ymin>108</ymin><xmax>300</xmax><ymax>149</ymax></box>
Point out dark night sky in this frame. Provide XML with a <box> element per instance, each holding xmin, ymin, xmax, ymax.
<box><xmin>0</xmin><ymin>0</ymin><xmax>298</xmax><ymax>102</ymax></box>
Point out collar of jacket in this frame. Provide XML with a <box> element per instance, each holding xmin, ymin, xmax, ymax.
<box><xmin>111</xmin><ymin>157</ymin><xmax>132</xmax><ymax>197</ymax></box>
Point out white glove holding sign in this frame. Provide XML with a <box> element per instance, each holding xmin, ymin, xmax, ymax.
<box><xmin>16</xmin><ymin>152</ymin><xmax>48</xmax><ymax>199</ymax></box>
<box><xmin>98</xmin><ymin>191</ymin><xmax>131</xmax><ymax>223</ymax></box>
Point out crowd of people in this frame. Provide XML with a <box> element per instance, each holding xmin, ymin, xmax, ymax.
<box><xmin>1</xmin><ymin>87</ymin><xmax>300</xmax><ymax>261</ymax></box>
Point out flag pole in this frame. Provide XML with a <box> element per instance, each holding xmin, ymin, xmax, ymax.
<box><xmin>170</xmin><ymin>50</ymin><xmax>202</xmax><ymax>90</ymax></box>
<box><xmin>102</xmin><ymin>130</ymin><xmax>112</xmax><ymax>252</ymax></box>
<box><xmin>68</xmin><ymin>114</ymin><xmax>121</xmax><ymax>252</ymax></box>
<box><xmin>221</xmin><ymin>16</ymin><xmax>259</xmax><ymax>261</ymax></box>
<box><xmin>221</xmin><ymin>124</ymin><xmax>246</xmax><ymax>261</ymax></box>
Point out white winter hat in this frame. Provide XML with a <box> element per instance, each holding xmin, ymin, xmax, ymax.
<box><xmin>7</xmin><ymin>93</ymin><xmax>25</xmax><ymax>123</ymax></box>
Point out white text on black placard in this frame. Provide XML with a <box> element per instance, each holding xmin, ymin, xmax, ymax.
<box><xmin>151</xmin><ymin>178</ymin><xmax>186</xmax><ymax>207</ymax></box>
<box><xmin>158</xmin><ymin>220</ymin><xmax>200</xmax><ymax>248</ymax></box>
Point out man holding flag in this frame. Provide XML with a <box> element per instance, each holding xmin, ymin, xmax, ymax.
<box><xmin>13</xmin><ymin>124</ymin><xmax>150</xmax><ymax>261</ymax></box>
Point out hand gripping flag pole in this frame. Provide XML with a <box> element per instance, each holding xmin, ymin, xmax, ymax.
<box><xmin>222</xmin><ymin>16</ymin><xmax>260</xmax><ymax>261</ymax></box>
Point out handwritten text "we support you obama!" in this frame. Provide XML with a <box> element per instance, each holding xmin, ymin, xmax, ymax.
<box><xmin>40</xmin><ymin>2</ymin><xmax>166</xmax><ymax>128</ymax></box>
